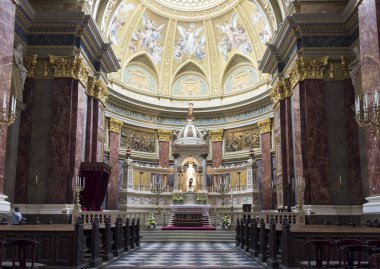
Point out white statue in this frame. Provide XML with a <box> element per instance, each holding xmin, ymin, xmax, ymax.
<box><xmin>186</xmin><ymin>162</ymin><xmax>196</xmax><ymax>191</ymax></box>
<box><xmin>13</xmin><ymin>45</ymin><xmax>27</xmax><ymax>90</ymax></box>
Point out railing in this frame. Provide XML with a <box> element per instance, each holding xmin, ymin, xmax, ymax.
<box><xmin>126</xmin><ymin>185</ymin><xmax>250</xmax><ymax>193</ymax></box>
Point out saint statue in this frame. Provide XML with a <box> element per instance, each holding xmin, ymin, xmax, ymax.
<box><xmin>186</xmin><ymin>162</ymin><xmax>196</xmax><ymax>190</ymax></box>
<box><xmin>13</xmin><ymin>45</ymin><xmax>28</xmax><ymax>90</ymax></box>
<box><xmin>187</xmin><ymin>103</ymin><xmax>194</xmax><ymax>121</ymax></box>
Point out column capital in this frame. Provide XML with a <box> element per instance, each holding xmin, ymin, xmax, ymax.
<box><xmin>109</xmin><ymin>118</ymin><xmax>123</xmax><ymax>134</ymax></box>
<box><xmin>157</xmin><ymin>129</ymin><xmax>172</xmax><ymax>142</ymax></box>
<box><xmin>258</xmin><ymin>118</ymin><xmax>272</xmax><ymax>134</ymax></box>
<box><xmin>209</xmin><ymin>129</ymin><xmax>223</xmax><ymax>142</ymax></box>
<box><xmin>270</xmin><ymin>78</ymin><xmax>292</xmax><ymax>105</ymax></box>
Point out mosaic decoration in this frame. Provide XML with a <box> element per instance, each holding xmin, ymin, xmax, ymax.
<box><xmin>225</xmin><ymin>127</ymin><xmax>260</xmax><ymax>152</ymax></box>
<box><xmin>174</xmin><ymin>23</ymin><xmax>206</xmax><ymax>62</ymax></box>
<box><xmin>216</xmin><ymin>13</ymin><xmax>252</xmax><ymax>61</ymax></box>
<box><xmin>249</xmin><ymin>0</ymin><xmax>271</xmax><ymax>44</ymax></box>
<box><xmin>224</xmin><ymin>65</ymin><xmax>258</xmax><ymax>93</ymax></box>
<box><xmin>129</xmin><ymin>14</ymin><xmax>165</xmax><ymax>64</ymax></box>
<box><xmin>172</xmin><ymin>74</ymin><xmax>209</xmax><ymax>97</ymax></box>
<box><xmin>109</xmin><ymin>2</ymin><xmax>136</xmax><ymax>45</ymax></box>
<box><xmin>120</xmin><ymin>127</ymin><xmax>156</xmax><ymax>152</ymax></box>
<box><xmin>123</xmin><ymin>64</ymin><xmax>158</xmax><ymax>92</ymax></box>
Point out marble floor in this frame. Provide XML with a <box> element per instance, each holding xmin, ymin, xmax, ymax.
<box><xmin>105</xmin><ymin>242</ymin><xmax>263</xmax><ymax>268</ymax></box>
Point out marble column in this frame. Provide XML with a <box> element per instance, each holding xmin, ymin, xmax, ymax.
<box><xmin>84</xmin><ymin>97</ymin><xmax>94</xmax><ymax>161</ymax></box>
<box><xmin>0</xmin><ymin>0</ymin><xmax>17</xmax><ymax>211</ymax></box>
<box><xmin>46</xmin><ymin>78</ymin><xmax>86</xmax><ymax>204</ymax></box>
<box><xmin>173</xmin><ymin>153</ymin><xmax>179</xmax><ymax>190</ymax></box>
<box><xmin>210</xmin><ymin>130</ymin><xmax>223</xmax><ymax>168</ymax></box>
<box><xmin>157</xmin><ymin>129</ymin><xmax>171</xmax><ymax>168</ymax></box>
<box><xmin>201</xmin><ymin>153</ymin><xmax>208</xmax><ymax>190</ymax></box>
<box><xmin>292</xmin><ymin>80</ymin><xmax>330</xmax><ymax>205</ymax></box>
<box><xmin>358</xmin><ymin>0</ymin><xmax>380</xmax><ymax>213</ymax></box>
<box><xmin>258</xmin><ymin>118</ymin><xmax>273</xmax><ymax>210</ymax></box>
<box><xmin>91</xmin><ymin>99</ymin><xmax>106</xmax><ymax>162</ymax></box>
<box><xmin>108</xmin><ymin>117</ymin><xmax>123</xmax><ymax>210</ymax></box>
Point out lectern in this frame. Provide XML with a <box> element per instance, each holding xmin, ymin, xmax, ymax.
<box><xmin>79</xmin><ymin>162</ymin><xmax>112</xmax><ymax>211</ymax></box>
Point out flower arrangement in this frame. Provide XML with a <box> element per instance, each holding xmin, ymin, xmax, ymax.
<box><xmin>145</xmin><ymin>213</ymin><xmax>156</xmax><ymax>228</ymax></box>
<box><xmin>222</xmin><ymin>215</ymin><xmax>231</xmax><ymax>228</ymax></box>
<box><xmin>172</xmin><ymin>195</ymin><xmax>184</xmax><ymax>204</ymax></box>
<box><xmin>196</xmin><ymin>194</ymin><xmax>207</xmax><ymax>204</ymax></box>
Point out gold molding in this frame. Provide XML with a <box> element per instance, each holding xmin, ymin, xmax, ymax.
<box><xmin>209</xmin><ymin>129</ymin><xmax>224</xmax><ymax>142</ymax></box>
<box><xmin>87</xmin><ymin>76</ymin><xmax>95</xmax><ymax>97</ymax></box>
<box><xmin>270</xmin><ymin>78</ymin><xmax>291</xmax><ymax>106</ymax></box>
<box><xmin>157</xmin><ymin>129</ymin><xmax>172</xmax><ymax>142</ymax></box>
<box><xmin>49</xmin><ymin>56</ymin><xmax>89</xmax><ymax>87</ymax></box>
<box><xmin>24</xmin><ymin>55</ymin><xmax>37</xmax><ymax>78</ymax></box>
<box><xmin>257</xmin><ymin>118</ymin><xmax>272</xmax><ymax>134</ymax></box>
<box><xmin>109</xmin><ymin>117</ymin><xmax>123</xmax><ymax>134</ymax></box>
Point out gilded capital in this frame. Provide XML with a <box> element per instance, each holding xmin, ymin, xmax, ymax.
<box><xmin>270</xmin><ymin>78</ymin><xmax>292</xmax><ymax>106</ymax></box>
<box><xmin>109</xmin><ymin>118</ymin><xmax>123</xmax><ymax>134</ymax></box>
<box><xmin>209</xmin><ymin>129</ymin><xmax>223</xmax><ymax>142</ymax></box>
<box><xmin>288</xmin><ymin>56</ymin><xmax>329</xmax><ymax>88</ymax></box>
<box><xmin>87</xmin><ymin>76</ymin><xmax>95</xmax><ymax>97</ymax></box>
<box><xmin>157</xmin><ymin>129</ymin><xmax>172</xmax><ymax>142</ymax></box>
<box><xmin>94</xmin><ymin>79</ymin><xmax>109</xmax><ymax>106</ymax></box>
<box><xmin>257</xmin><ymin>118</ymin><xmax>272</xmax><ymax>134</ymax></box>
<box><xmin>48</xmin><ymin>55</ymin><xmax>89</xmax><ymax>87</ymax></box>
<box><xmin>24</xmin><ymin>55</ymin><xmax>37</xmax><ymax>77</ymax></box>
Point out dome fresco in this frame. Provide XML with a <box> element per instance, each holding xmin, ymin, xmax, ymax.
<box><xmin>104</xmin><ymin>0</ymin><xmax>276</xmax><ymax>103</ymax></box>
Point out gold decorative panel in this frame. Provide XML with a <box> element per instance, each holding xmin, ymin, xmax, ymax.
<box><xmin>121</xmin><ymin>127</ymin><xmax>156</xmax><ymax>153</ymax></box>
<box><xmin>225</xmin><ymin>127</ymin><xmax>260</xmax><ymax>152</ymax></box>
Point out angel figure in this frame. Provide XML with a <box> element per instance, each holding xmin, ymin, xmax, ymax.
<box><xmin>174</xmin><ymin>23</ymin><xmax>206</xmax><ymax>62</ymax></box>
<box><xmin>13</xmin><ymin>45</ymin><xmax>27</xmax><ymax>90</ymax></box>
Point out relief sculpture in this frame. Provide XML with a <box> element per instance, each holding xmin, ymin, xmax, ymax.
<box><xmin>225</xmin><ymin>127</ymin><xmax>260</xmax><ymax>152</ymax></box>
<box><xmin>121</xmin><ymin>127</ymin><xmax>156</xmax><ymax>153</ymax></box>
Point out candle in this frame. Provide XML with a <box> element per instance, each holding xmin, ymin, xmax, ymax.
<box><xmin>3</xmin><ymin>93</ymin><xmax>6</xmax><ymax>109</ymax></box>
<box><xmin>356</xmin><ymin>95</ymin><xmax>360</xmax><ymax>113</ymax></box>
<box><xmin>375</xmin><ymin>91</ymin><xmax>379</xmax><ymax>107</ymax></box>
<box><xmin>365</xmin><ymin>93</ymin><xmax>368</xmax><ymax>108</ymax></box>
<box><xmin>12</xmin><ymin>97</ymin><xmax>16</xmax><ymax>112</ymax></box>
<box><xmin>339</xmin><ymin>176</ymin><xmax>342</xmax><ymax>185</ymax></box>
<box><xmin>35</xmin><ymin>174</ymin><xmax>38</xmax><ymax>184</ymax></box>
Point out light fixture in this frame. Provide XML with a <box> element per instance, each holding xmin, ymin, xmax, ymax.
<box><xmin>355</xmin><ymin>90</ymin><xmax>380</xmax><ymax>137</ymax></box>
<box><xmin>0</xmin><ymin>93</ymin><xmax>16</xmax><ymax>129</ymax></box>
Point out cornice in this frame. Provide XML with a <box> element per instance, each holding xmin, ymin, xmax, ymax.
<box><xmin>259</xmin><ymin>1</ymin><xmax>358</xmax><ymax>75</ymax></box>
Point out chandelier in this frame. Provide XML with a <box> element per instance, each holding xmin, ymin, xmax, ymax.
<box><xmin>1</xmin><ymin>93</ymin><xmax>16</xmax><ymax>129</ymax></box>
<box><xmin>355</xmin><ymin>91</ymin><xmax>380</xmax><ymax>137</ymax></box>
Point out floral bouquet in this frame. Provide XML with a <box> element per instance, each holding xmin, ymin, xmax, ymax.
<box><xmin>145</xmin><ymin>213</ymin><xmax>156</xmax><ymax>228</ymax></box>
<box><xmin>172</xmin><ymin>195</ymin><xmax>184</xmax><ymax>204</ymax></box>
<box><xmin>222</xmin><ymin>215</ymin><xmax>231</xmax><ymax>228</ymax></box>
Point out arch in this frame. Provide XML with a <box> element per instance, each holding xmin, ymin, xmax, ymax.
<box><xmin>179</xmin><ymin>156</ymin><xmax>201</xmax><ymax>167</ymax></box>
<box><xmin>173</xmin><ymin>60</ymin><xmax>207</xmax><ymax>79</ymax></box>
<box><xmin>127</xmin><ymin>52</ymin><xmax>159</xmax><ymax>78</ymax></box>
<box><xmin>223</xmin><ymin>53</ymin><xmax>253</xmax><ymax>80</ymax></box>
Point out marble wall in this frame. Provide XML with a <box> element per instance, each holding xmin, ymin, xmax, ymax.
<box><xmin>261</xmin><ymin>132</ymin><xmax>272</xmax><ymax>210</ymax></box>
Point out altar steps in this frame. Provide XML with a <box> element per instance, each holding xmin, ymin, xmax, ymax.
<box><xmin>140</xmin><ymin>229</ymin><xmax>235</xmax><ymax>242</ymax></box>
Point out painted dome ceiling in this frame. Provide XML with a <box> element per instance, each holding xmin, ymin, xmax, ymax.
<box><xmin>101</xmin><ymin>0</ymin><xmax>279</xmax><ymax>105</ymax></box>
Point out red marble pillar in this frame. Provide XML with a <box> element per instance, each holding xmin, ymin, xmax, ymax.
<box><xmin>210</xmin><ymin>130</ymin><xmax>223</xmax><ymax>168</ymax></box>
<box><xmin>0</xmin><ymin>0</ymin><xmax>17</xmax><ymax>199</ymax></box>
<box><xmin>292</xmin><ymin>80</ymin><xmax>330</xmax><ymax>205</ymax></box>
<box><xmin>108</xmin><ymin>117</ymin><xmax>123</xmax><ymax>210</ymax></box>
<box><xmin>92</xmin><ymin>99</ymin><xmax>105</xmax><ymax>162</ymax></box>
<box><xmin>157</xmin><ymin>129</ymin><xmax>171</xmax><ymax>168</ymax></box>
<box><xmin>85</xmin><ymin>97</ymin><xmax>94</xmax><ymax>161</ymax></box>
<box><xmin>358</xmin><ymin>0</ymin><xmax>380</xmax><ymax>198</ymax></box>
<box><xmin>258</xmin><ymin>118</ymin><xmax>273</xmax><ymax>210</ymax></box>
<box><xmin>47</xmin><ymin>78</ymin><xmax>86</xmax><ymax>204</ymax></box>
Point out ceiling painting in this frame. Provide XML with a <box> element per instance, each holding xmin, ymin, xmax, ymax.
<box><xmin>174</xmin><ymin>23</ymin><xmax>206</xmax><ymax>63</ymax></box>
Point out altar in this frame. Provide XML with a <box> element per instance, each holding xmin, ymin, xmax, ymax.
<box><xmin>162</xmin><ymin>204</ymin><xmax>215</xmax><ymax>230</ymax></box>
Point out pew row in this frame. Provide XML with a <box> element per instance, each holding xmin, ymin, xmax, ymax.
<box><xmin>0</xmin><ymin>216</ymin><xmax>140</xmax><ymax>269</ymax></box>
<box><xmin>235</xmin><ymin>215</ymin><xmax>380</xmax><ymax>269</ymax></box>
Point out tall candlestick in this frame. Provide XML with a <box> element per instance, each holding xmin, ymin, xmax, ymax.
<box><xmin>375</xmin><ymin>90</ymin><xmax>379</xmax><ymax>107</ymax></box>
<box><xmin>3</xmin><ymin>93</ymin><xmax>6</xmax><ymax>110</ymax></box>
<box><xmin>365</xmin><ymin>93</ymin><xmax>369</xmax><ymax>108</ymax></box>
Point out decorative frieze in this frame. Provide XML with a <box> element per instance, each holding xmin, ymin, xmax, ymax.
<box><xmin>257</xmin><ymin>118</ymin><xmax>272</xmax><ymax>134</ymax></box>
<box><xmin>109</xmin><ymin>117</ymin><xmax>123</xmax><ymax>134</ymax></box>
<box><xmin>121</xmin><ymin>127</ymin><xmax>156</xmax><ymax>153</ymax></box>
<box><xmin>209</xmin><ymin>129</ymin><xmax>224</xmax><ymax>142</ymax></box>
<box><xmin>157</xmin><ymin>129</ymin><xmax>172</xmax><ymax>142</ymax></box>
<box><xmin>225</xmin><ymin>127</ymin><xmax>260</xmax><ymax>152</ymax></box>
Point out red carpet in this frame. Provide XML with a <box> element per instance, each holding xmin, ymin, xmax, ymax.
<box><xmin>161</xmin><ymin>225</ymin><xmax>216</xmax><ymax>230</ymax></box>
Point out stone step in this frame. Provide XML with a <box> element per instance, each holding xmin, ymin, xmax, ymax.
<box><xmin>140</xmin><ymin>229</ymin><xmax>235</xmax><ymax>242</ymax></box>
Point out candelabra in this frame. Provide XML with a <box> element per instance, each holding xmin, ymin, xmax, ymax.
<box><xmin>72</xmin><ymin>176</ymin><xmax>85</xmax><ymax>212</ymax></box>
<box><xmin>355</xmin><ymin>91</ymin><xmax>380</xmax><ymax>137</ymax></box>
<box><xmin>0</xmin><ymin>94</ymin><xmax>16</xmax><ymax>131</ymax></box>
